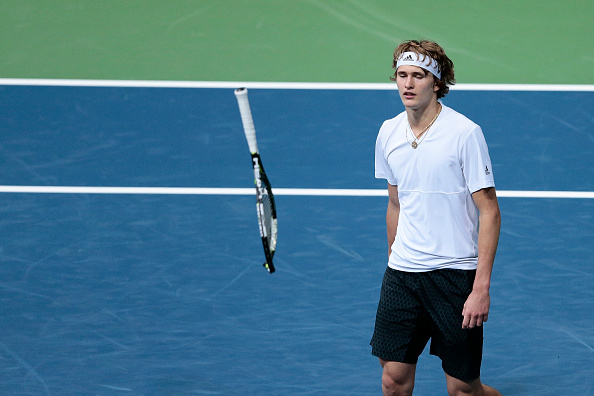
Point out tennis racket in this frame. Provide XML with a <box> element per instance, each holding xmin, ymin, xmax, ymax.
<box><xmin>234</xmin><ymin>88</ymin><xmax>277</xmax><ymax>273</ymax></box>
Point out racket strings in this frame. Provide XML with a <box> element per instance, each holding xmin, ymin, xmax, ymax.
<box><xmin>261</xmin><ymin>192</ymin><xmax>276</xmax><ymax>252</ymax></box>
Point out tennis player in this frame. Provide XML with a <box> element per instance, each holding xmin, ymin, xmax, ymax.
<box><xmin>371</xmin><ymin>40</ymin><xmax>502</xmax><ymax>396</ymax></box>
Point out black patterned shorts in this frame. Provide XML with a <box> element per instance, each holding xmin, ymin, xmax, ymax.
<box><xmin>370</xmin><ymin>267</ymin><xmax>483</xmax><ymax>382</ymax></box>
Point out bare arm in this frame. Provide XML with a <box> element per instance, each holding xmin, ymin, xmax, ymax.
<box><xmin>462</xmin><ymin>187</ymin><xmax>501</xmax><ymax>329</ymax></box>
<box><xmin>386</xmin><ymin>183</ymin><xmax>400</xmax><ymax>258</ymax></box>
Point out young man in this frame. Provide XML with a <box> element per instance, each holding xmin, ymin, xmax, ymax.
<box><xmin>370</xmin><ymin>40</ymin><xmax>502</xmax><ymax>396</ymax></box>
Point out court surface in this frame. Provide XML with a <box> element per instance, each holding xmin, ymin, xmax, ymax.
<box><xmin>0</xmin><ymin>84</ymin><xmax>592</xmax><ymax>395</ymax></box>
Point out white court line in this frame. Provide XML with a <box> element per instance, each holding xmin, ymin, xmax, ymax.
<box><xmin>0</xmin><ymin>186</ymin><xmax>592</xmax><ymax>199</ymax></box>
<box><xmin>1</xmin><ymin>78</ymin><xmax>593</xmax><ymax>92</ymax></box>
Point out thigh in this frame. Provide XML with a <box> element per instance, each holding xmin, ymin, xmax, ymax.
<box><xmin>422</xmin><ymin>270</ymin><xmax>483</xmax><ymax>381</ymax></box>
<box><xmin>422</xmin><ymin>270</ymin><xmax>477</xmax><ymax>342</ymax></box>
<box><xmin>370</xmin><ymin>268</ymin><xmax>431</xmax><ymax>363</ymax></box>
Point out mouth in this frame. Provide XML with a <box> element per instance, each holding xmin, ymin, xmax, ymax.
<box><xmin>402</xmin><ymin>91</ymin><xmax>415</xmax><ymax>99</ymax></box>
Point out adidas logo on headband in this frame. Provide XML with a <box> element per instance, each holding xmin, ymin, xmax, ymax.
<box><xmin>402</xmin><ymin>54</ymin><xmax>414</xmax><ymax>61</ymax></box>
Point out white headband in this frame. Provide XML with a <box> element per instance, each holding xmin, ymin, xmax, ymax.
<box><xmin>396</xmin><ymin>51</ymin><xmax>441</xmax><ymax>79</ymax></box>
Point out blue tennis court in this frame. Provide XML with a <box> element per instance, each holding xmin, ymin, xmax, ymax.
<box><xmin>0</xmin><ymin>84</ymin><xmax>593</xmax><ymax>394</ymax></box>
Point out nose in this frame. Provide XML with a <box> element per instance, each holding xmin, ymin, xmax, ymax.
<box><xmin>405</xmin><ymin>76</ymin><xmax>414</xmax><ymax>89</ymax></box>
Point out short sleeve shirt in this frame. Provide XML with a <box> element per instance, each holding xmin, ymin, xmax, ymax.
<box><xmin>375</xmin><ymin>104</ymin><xmax>495</xmax><ymax>272</ymax></box>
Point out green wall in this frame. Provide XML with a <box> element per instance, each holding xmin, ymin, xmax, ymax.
<box><xmin>1</xmin><ymin>0</ymin><xmax>592</xmax><ymax>84</ymax></box>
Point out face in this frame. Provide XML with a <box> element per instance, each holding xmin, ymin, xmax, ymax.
<box><xmin>395</xmin><ymin>65</ymin><xmax>439</xmax><ymax>110</ymax></box>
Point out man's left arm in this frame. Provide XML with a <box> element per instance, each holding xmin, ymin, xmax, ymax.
<box><xmin>462</xmin><ymin>187</ymin><xmax>501</xmax><ymax>329</ymax></box>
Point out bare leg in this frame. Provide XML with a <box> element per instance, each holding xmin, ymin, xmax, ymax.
<box><xmin>379</xmin><ymin>359</ymin><xmax>416</xmax><ymax>396</ymax></box>
<box><xmin>445</xmin><ymin>373</ymin><xmax>502</xmax><ymax>396</ymax></box>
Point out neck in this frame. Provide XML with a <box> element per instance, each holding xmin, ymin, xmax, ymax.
<box><xmin>407</xmin><ymin>102</ymin><xmax>441</xmax><ymax>141</ymax></box>
<box><xmin>406</xmin><ymin>101</ymin><xmax>441</xmax><ymax>137</ymax></box>
<box><xmin>406</xmin><ymin>100</ymin><xmax>441</xmax><ymax>127</ymax></box>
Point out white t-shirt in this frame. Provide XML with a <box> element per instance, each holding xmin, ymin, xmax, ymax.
<box><xmin>375</xmin><ymin>104</ymin><xmax>495</xmax><ymax>272</ymax></box>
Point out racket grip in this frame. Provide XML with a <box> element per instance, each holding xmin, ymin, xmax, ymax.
<box><xmin>234</xmin><ymin>88</ymin><xmax>259</xmax><ymax>154</ymax></box>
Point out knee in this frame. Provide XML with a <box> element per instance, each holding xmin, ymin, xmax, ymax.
<box><xmin>382</xmin><ymin>373</ymin><xmax>414</xmax><ymax>396</ymax></box>
<box><xmin>446</xmin><ymin>384</ymin><xmax>471</xmax><ymax>396</ymax></box>
<box><xmin>446</xmin><ymin>376</ymin><xmax>477</xmax><ymax>396</ymax></box>
<box><xmin>381</xmin><ymin>361</ymin><xmax>415</xmax><ymax>396</ymax></box>
<box><xmin>446</xmin><ymin>376</ymin><xmax>501</xmax><ymax>396</ymax></box>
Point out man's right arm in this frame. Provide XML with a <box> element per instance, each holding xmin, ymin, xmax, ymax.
<box><xmin>386</xmin><ymin>183</ymin><xmax>400</xmax><ymax>257</ymax></box>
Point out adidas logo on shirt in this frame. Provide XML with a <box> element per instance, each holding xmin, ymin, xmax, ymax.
<box><xmin>485</xmin><ymin>166</ymin><xmax>491</xmax><ymax>175</ymax></box>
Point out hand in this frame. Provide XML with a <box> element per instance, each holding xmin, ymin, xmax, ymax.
<box><xmin>462</xmin><ymin>289</ymin><xmax>490</xmax><ymax>329</ymax></box>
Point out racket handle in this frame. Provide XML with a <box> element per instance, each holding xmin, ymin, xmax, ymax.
<box><xmin>234</xmin><ymin>88</ymin><xmax>259</xmax><ymax>154</ymax></box>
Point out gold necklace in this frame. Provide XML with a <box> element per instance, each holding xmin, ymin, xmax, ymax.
<box><xmin>406</xmin><ymin>104</ymin><xmax>442</xmax><ymax>149</ymax></box>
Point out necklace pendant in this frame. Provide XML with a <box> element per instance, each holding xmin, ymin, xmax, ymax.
<box><xmin>411</xmin><ymin>141</ymin><xmax>418</xmax><ymax>149</ymax></box>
